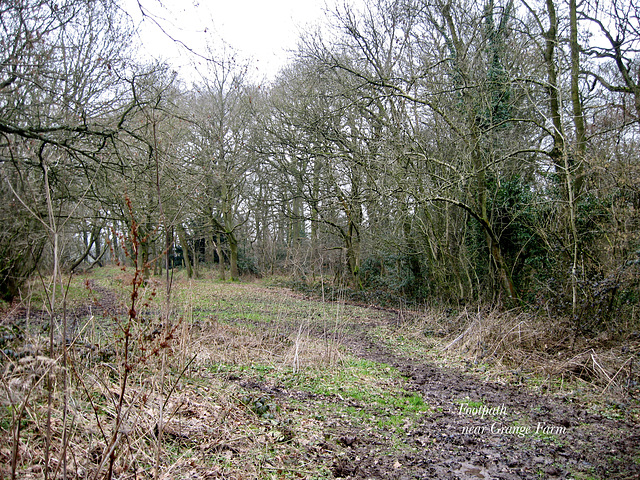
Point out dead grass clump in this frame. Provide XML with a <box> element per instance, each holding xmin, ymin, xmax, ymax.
<box><xmin>192</xmin><ymin>319</ymin><xmax>293</xmax><ymax>367</ymax></box>
<box><xmin>438</xmin><ymin>305</ymin><xmax>640</xmax><ymax>397</ymax></box>
<box><xmin>191</xmin><ymin>315</ymin><xmax>346</xmax><ymax>376</ymax></box>
<box><xmin>0</xmin><ymin>317</ymin><xmax>311</xmax><ymax>480</ymax></box>
<box><xmin>284</xmin><ymin>322</ymin><xmax>346</xmax><ymax>372</ymax></box>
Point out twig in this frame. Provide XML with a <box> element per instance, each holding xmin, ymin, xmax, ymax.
<box><xmin>154</xmin><ymin>353</ymin><xmax>166</xmax><ymax>480</ymax></box>
<box><xmin>487</xmin><ymin>320</ymin><xmax>529</xmax><ymax>358</ymax></box>
<box><xmin>162</xmin><ymin>353</ymin><xmax>198</xmax><ymax>411</ymax></box>
<box><xmin>591</xmin><ymin>352</ymin><xmax>612</xmax><ymax>383</ymax></box>
<box><xmin>601</xmin><ymin>356</ymin><xmax>633</xmax><ymax>395</ymax></box>
<box><xmin>444</xmin><ymin>309</ymin><xmax>477</xmax><ymax>351</ymax></box>
<box><xmin>1</xmin><ymin>352</ymin><xmax>61</xmax><ymax>480</ymax></box>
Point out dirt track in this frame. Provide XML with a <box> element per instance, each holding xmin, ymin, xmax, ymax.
<box><xmin>239</xmin><ymin>308</ymin><xmax>640</xmax><ymax>480</ymax></box>
<box><xmin>2</xmin><ymin>280</ymin><xmax>638</xmax><ymax>479</ymax></box>
<box><xmin>345</xmin><ymin>349</ymin><xmax>639</xmax><ymax>479</ymax></box>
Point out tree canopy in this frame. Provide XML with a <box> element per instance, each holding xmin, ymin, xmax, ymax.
<box><xmin>1</xmin><ymin>0</ymin><xmax>638</xmax><ymax>333</ymax></box>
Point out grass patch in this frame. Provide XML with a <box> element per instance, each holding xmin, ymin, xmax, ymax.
<box><xmin>3</xmin><ymin>267</ymin><xmax>638</xmax><ymax>479</ymax></box>
<box><xmin>3</xmin><ymin>267</ymin><xmax>356</xmax><ymax>479</ymax></box>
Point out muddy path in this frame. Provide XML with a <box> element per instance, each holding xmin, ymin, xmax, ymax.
<box><xmin>233</xmin><ymin>306</ymin><xmax>640</xmax><ymax>480</ymax></box>
<box><xmin>3</xmin><ymin>279</ymin><xmax>638</xmax><ymax>479</ymax></box>
<box><xmin>313</xmin><ymin>323</ymin><xmax>640</xmax><ymax>479</ymax></box>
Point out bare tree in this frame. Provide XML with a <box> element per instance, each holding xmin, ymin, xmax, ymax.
<box><xmin>186</xmin><ymin>53</ymin><xmax>257</xmax><ymax>280</ymax></box>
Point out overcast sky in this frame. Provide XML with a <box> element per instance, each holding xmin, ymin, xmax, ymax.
<box><xmin>124</xmin><ymin>0</ymin><xmax>345</xmax><ymax>83</ymax></box>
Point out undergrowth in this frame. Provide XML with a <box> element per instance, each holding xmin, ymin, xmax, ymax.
<box><xmin>280</xmin><ymin>275</ymin><xmax>640</xmax><ymax>403</ymax></box>
<box><xmin>1</xmin><ymin>263</ymin><xmax>639</xmax><ymax>479</ymax></box>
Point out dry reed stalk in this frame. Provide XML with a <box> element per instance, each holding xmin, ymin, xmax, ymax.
<box><xmin>430</xmin><ymin>303</ymin><xmax>639</xmax><ymax>397</ymax></box>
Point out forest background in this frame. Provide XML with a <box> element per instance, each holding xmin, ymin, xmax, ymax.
<box><xmin>1</xmin><ymin>0</ymin><xmax>639</xmax><ymax>335</ymax></box>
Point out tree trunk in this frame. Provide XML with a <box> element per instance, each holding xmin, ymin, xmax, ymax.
<box><xmin>215</xmin><ymin>233</ymin><xmax>226</xmax><ymax>281</ymax></box>
<box><xmin>192</xmin><ymin>239</ymin><xmax>199</xmax><ymax>278</ymax></box>
<box><xmin>94</xmin><ymin>226</ymin><xmax>102</xmax><ymax>267</ymax></box>
<box><xmin>543</xmin><ymin>0</ymin><xmax>569</xmax><ymax>190</ymax></box>
<box><xmin>344</xmin><ymin>220</ymin><xmax>362</xmax><ymax>290</ymax></box>
<box><xmin>473</xmin><ymin>128</ymin><xmax>517</xmax><ymax>301</ymax></box>
<box><xmin>228</xmin><ymin>231</ymin><xmax>239</xmax><ymax>280</ymax></box>
<box><xmin>223</xmin><ymin>203</ymin><xmax>239</xmax><ymax>280</ymax></box>
<box><xmin>139</xmin><ymin>222</ymin><xmax>150</xmax><ymax>280</ymax></box>
<box><xmin>177</xmin><ymin>225</ymin><xmax>192</xmax><ymax>279</ymax></box>
<box><xmin>569</xmin><ymin>0</ymin><xmax>585</xmax><ymax>196</ymax></box>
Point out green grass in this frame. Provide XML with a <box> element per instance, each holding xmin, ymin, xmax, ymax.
<box><xmin>201</xmin><ymin>348</ymin><xmax>431</xmax><ymax>449</ymax></box>
<box><xmin>6</xmin><ymin>266</ymin><xmax>639</xmax><ymax>479</ymax></box>
<box><xmin>455</xmin><ymin>398</ymin><xmax>484</xmax><ymax>408</ymax></box>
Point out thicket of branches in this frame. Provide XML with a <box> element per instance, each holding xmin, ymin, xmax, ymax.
<box><xmin>2</xmin><ymin>0</ymin><xmax>639</xmax><ymax>335</ymax></box>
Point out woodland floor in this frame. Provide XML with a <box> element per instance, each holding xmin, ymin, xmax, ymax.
<box><xmin>1</xmin><ymin>269</ymin><xmax>639</xmax><ymax>479</ymax></box>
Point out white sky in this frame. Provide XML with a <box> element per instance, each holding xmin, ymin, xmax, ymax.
<box><xmin>124</xmin><ymin>0</ymin><xmax>345</xmax><ymax>83</ymax></box>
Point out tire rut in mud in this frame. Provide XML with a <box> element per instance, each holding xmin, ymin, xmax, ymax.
<box><xmin>324</xmin><ymin>330</ymin><xmax>640</xmax><ymax>480</ymax></box>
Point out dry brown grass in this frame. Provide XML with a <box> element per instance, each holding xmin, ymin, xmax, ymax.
<box><xmin>435</xmin><ymin>304</ymin><xmax>640</xmax><ymax>397</ymax></box>
<box><xmin>0</xmin><ymin>272</ymin><xmax>348</xmax><ymax>480</ymax></box>
<box><xmin>4</xmin><ymin>268</ymin><xmax>637</xmax><ymax>479</ymax></box>
<box><xmin>0</xmin><ymin>321</ymin><xmax>321</xmax><ymax>479</ymax></box>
